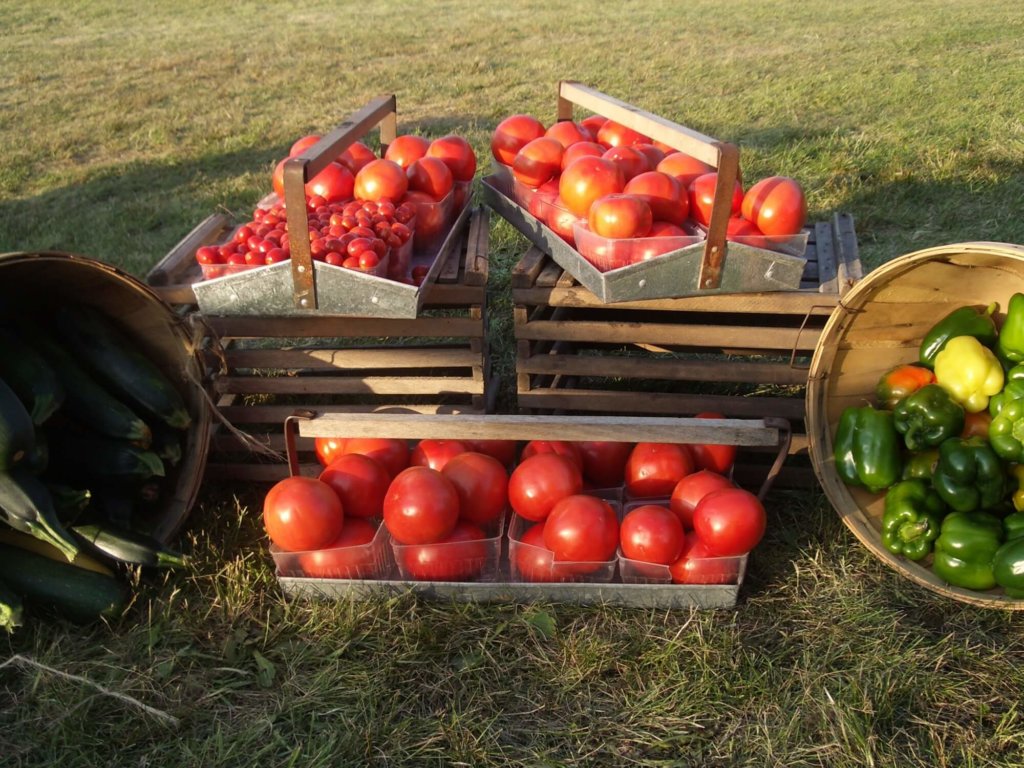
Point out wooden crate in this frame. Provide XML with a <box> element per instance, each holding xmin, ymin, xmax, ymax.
<box><xmin>185</xmin><ymin>208</ymin><xmax>494</xmax><ymax>482</ymax></box>
<box><xmin>512</xmin><ymin>212</ymin><xmax>862</xmax><ymax>489</ymax></box>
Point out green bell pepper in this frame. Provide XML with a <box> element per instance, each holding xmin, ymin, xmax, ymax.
<box><xmin>919</xmin><ymin>303</ymin><xmax>998</xmax><ymax>368</ymax></box>
<box><xmin>997</xmin><ymin>292</ymin><xmax>1024</xmax><ymax>366</ymax></box>
<box><xmin>993</xmin><ymin>537</ymin><xmax>1024</xmax><ymax>597</ymax></box>
<box><xmin>932</xmin><ymin>436</ymin><xmax>1006</xmax><ymax>512</ymax></box>
<box><xmin>989</xmin><ymin>364</ymin><xmax>1024</xmax><ymax>417</ymax></box>
<box><xmin>880</xmin><ymin>479</ymin><xmax>946</xmax><ymax>561</ymax></box>
<box><xmin>892</xmin><ymin>384</ymin><xmax>965</xmax><ymax>451</ymax></box>
<box><xmin>989</xmin><ymin>398</ymin><xmax>1024</xmax><ymax>463</ymax></box>
<box><xmin>932</xmin><ymin>510</ymin><xmax>1004</xmax><ymax>591</ymax></box>
<box><xmin>1010</xmin><ymin>464</ymin><xmax>1024</xmax><ymax>513</ymax></box>
<box><xmin>1003</xmin><ymin>510</ymin><xmax>1024</xmax><ymax>542</ymax></box>
<box><xmin>833</xmin><ymin>406</ymin><xmax>903</xmax><ymax>493</ymax></box>
<box><xmin>875</xmin><ymin>364</ymin><xmax>936</xmax><ymax>410</ymax></box>
<box><xmin>902</xmin><ymin>449</ymin><xmax>940</xmax><ymax>482</ymax></box>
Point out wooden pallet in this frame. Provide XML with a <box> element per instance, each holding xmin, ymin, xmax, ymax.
<box><xmin>511</xmin><ymin>213</ymin><xmax>862</xmax><ymax>489</ymax></box>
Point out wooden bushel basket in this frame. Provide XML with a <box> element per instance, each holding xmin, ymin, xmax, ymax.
<box><xmin>806</xmin><ymin>242</ymin><xmax>1024</xmax><ymax>608</ymax></box>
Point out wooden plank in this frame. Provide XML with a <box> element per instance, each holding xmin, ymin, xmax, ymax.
<box><xmin>517</xmin><ymin>389</ymin><xmax>806</xmax><ymax>420</ymax></box>
<box><xmin>217</xmin><ymin>402</ymin><xmax>484</xmax><ymax>425</ymax></box>
<box><xmin>223</xmin><ymin>346</ymin><xmax>480</xmax><ymax>371</ymax></box>
<box><xmin>464</xmin><ymin>206</ymin><xmax>490</xmax><ymax>287</ymax></box>
<box><xmin>147</xmin><ymin>213</ymin><xmax>231</xmax><ymax>286</ymax></box>
<box><xmin>437</xmin><ymin>220</ymin><xmax>465</xmax><ymax>284</ymax></box>
<box><xmin>216</xmin><ymin>375</ymin><xmax>486</xmax><ymax>397</ymax></box>
<box><xmin>204</xmin><ymin>314</ymin><xmax>483</xmax><ymax>340</ymax></box>
<box><xmin>834</xmin><ymin>212</ymin><xmax>863</xmax><ymax>297</ymax></box>
<box><xmin>815</xmin><ymin>221</ymin><xmax>839</xmax><ymax>295</ymax></box>
<box><xmin>511</xmin><ymin>246</ymin><xmax>548</xmax><ymax>289</ymax></box>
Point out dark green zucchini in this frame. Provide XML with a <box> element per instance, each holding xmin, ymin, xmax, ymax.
<box><xmin>48</xmin><ymin>432</ymin><xmax>164</xmax><ymax>483</ymax></box>
<box><xmin>0</xmin><ymin>542</ymin><xmax>128</xmax><ymax>623</ymax></box>
<box><xmin>73</xmin><ymin>523</ymin><xmax>185</xmax><ymax>568</ymax></box>
<box><xmin>23</xmin><ymin>429</ymin><xmax>48</xmax><ymax>474</ymax></box>
<box><xmin>0</xmin><ymin>468</ymin><xmax>80</xmax><ymax>561</ymax></box>
<box><xmin>0</xmin><ymin>575</ymin><xmax>24</xmax><ymax>633</ymax></box>
<box><xmin>0</xmin><ymin>327</ymin><xmax>65</xmax><ymax>425</ymax></box>
<box><xmin>53</xmin><ymin>305</ymin><xmax>191</xmax><ymax>430</ymax></box>
<box><xmin>46</xmin><ymin>483</ymin><xmax>92</xmax><ymax>525</ymax></box>
<box><xmin>0</xmin><ymin>376</ymin><xmax>35</xmax><ymax>471</ymax></box>
<box><xmin>151</xmin><ymin>425</ymin><xmax>183</xmax><ymax>467</ymax></box>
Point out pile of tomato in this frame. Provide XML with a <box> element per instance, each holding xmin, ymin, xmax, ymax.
<box><xmin>262</xmin><ymin>419</ymin><xmax>768</xmax><ymax>585</ymax></box>
<box><xmin>491</xmin><ymin>113</ymin><xmax>807</xmax><ymax>271</ymax></box>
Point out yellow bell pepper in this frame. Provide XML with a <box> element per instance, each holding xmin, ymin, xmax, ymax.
<box><xmin>934</xmin><ymin>335</ymin><xmax>1004</xmax><ymax>413</ymax></box>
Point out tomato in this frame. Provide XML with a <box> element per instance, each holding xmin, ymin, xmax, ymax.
<box><xmin>426</xmin><ymin>135</ymin><xmax>477</xmax><ymax>182</ymax></box>
<box><xmin>384</xmin><ymin>134</ymin><xmax>431</xmax><ymax>169</ymax></box>
<box><xmin>520</xmin><ymin>440</ymin><xmax>583</xmax><ymax>468</ymax></box>
<box><xmin>740</xmin><ymin>176</ymin><xmax>807</xmax><ymax>237</ymax></box>
<box><xmin>559</xmin><ymin>156</ymin><xmax>625</xmax><ymax>218</ymax></box>
<box><xmin>342</xmin><ymin>437</ymin><xmax>410</xmax><ymax>479</ymax></box>
<box><xmin>543</xmin><ymin>494</ymin><xmax>619</xmax><ymax>565</ymax></box>
<box><xmin>289</xmin><ymin>134</ymin><xmax>321</xmax><ymax>157</ymax></box>
<box><xmin>305</xmin><ymin>161</ymin><xmax>354</xmax><ymax>204</ymax></box>
<box><xmin>527</xmin><ymin>179</ymin><xmax>559</xmax><ymax>220</ymax></box>
<box><xmin>319</xmin><ymin>453</ymin><xmax>390</xmax><ymax>519</ymax></box>
<box><xmin>298</xmin><ymin>518</ymin><xmax>379</xmax><ymax>578</ymax></box>
<box><xmin>513</xmin><ymin>522</ymin><xmax>558</xmax><ymax>582</ymax></box>
<box><xmin>263</xmin><ymin>476</ymin><xmax>345</xmax><ymax>552</ymax></box>
<box><xmin>669</xmin><ymin>470</ymin><xmax>734</xmax><ymax>530</ymax></box>
<box><xmin>646</xmin><ymin>221</ymin><xmax>688</xmax><ymax>238</ymax></box>
<box><xmin>669</xmin><ymin>531</ymin><xmax>740</xmax><ymax>585</ymax></box>
<box><xmin>314</xmin><ymin>437</ymin><xmax>347</xmax><ymax>466</ymax></box>
<box><xmin>576</xmin><ymin>441</ymin><xmax>633</xmax><ymax>487</ymax></box>
<box><xmin>271</xmin><ymin>158</ymin><xmax>288</xmax><ymax>199</ymax></box>
<box><xmin>625</xmin><ymin>442</ymin><xmax>695</xmax><ymax>498</ymax></box>
<box><xmin>620</xmin><ymin>504</ymin><xmax>685</xmax><ymax>564</ymax></box>
<box><xmin>463</xmin><ymin>439</ymin><xmax>517</xmax><ymax>467</ymax></box>
<box><xmin>404</xmin><ymin>189</ymin><xmax>447</xmax><ymax>243</ymax></box>
<box><xmin>691</xmin><ymin>487</ymin><xmax>766</xmax><ymax>556</ymax></box>
<box><xmin>441</xmin><ymin>451</ymin><xmax>509</xmax><ymax>526</ymax></box>
<box><xmin>560</xmin><ymin>141</ymin><xmax>605</xmax><ymax>171</ymax></box>
<box><xmin>546</xmin><ymin>196</ymin><xmax>579</xmax><ymax>244</ymax></box>
<box><xmin>406</xmin><ymin>157</ymin><xmax>454</xmax><ymax>201</ymax></box>
<box><xmin>512</xmin><ymin>137</ymin><xmax>564</xmax><ymax>188</ymax></box>
<box><xmin>726</xmin><ymin>216</ymin><xmax>763</xmax><ymax>240</ymax></box>
<box><xmin>634</xmin><ymin>143</ymin><xmax>666</xmax><ymax>170</ymax></box>
<box><xmin>491</xmin><ymin>114</ymin><xmax>546</xmax><ymax>166</ymax></box>
<box><xmin>622</xmin><ymin>171</ymin><xmax>687</xmax><ymax>225</ymax></box>
<box><xmin>656</xmin><ymin>152</ymin><xmax>715</xmax><ymax>189</ymax></box>
<box><xmin>383</xmin><ymin>466</ymin><xmax>460</xmax><ymax>545</ymax></box>
<box><xmin>545</xmin><ymin>120</ymin><xmax>591</xmax><ymax>149</ymax></box>
<box><xmin>399</xmin><ymin>520</ymin><xmax>488</xmax><ymax>581</ymax></box>
<box><xmin>338</xmin><ymin>141</ymin><xmax>377</xmax><ymax>174</ymax></box>
<box><xmin>689</xmin><ymin>412</ymin><xmax>738</xmax><ymax>475</ymax></box>
<box><xmin>688</xmin><ymin>172</ymin><xmax>744</xmax><ymax>227</ymax></box>
<box><xmin>601</xmin><ymin>146</ymin><xmax>650</xmax><ymax>182</ymax></box>
<box><xmin>508</xmin><ymin>453</ymin><xmax>583</xmax><ymax>522</ymax></box>
<box><xmin>588</xmin><ymin>194</ymin><xmax>652</xmax><ymax>239</ymax></box>
<box><xmin>354</xmin><ymin>159</ymin><xmax>409</xmax><ymax>203</ymax></box>
<box><xmin>596</xmin><ymin>120</ymin><xmax>649</xmax><ymax>148</ymax></box>
<box><xmin>410</xmin><ymin>439</ymin><xmax>468</xmax><ymax>471</ymax></box>
<box><xmin>579</xmin><ymin>114</ymin><xmax>608</xmax><ymax>138</ymax></box>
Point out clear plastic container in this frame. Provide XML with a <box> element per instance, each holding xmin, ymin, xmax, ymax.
<box><xmin>572</xmin><ymin>221</ymin><xmax>704</xmax><ymax>273</ymax></box>
<box><xmin>618</xmin><ymin>550</ymin><xmax>746</xmax><ymax>585</ymax></box>
<box><xmin>269</xmin><ymin>518</ymin><xmax>393</xmax><ymax>580</ymax></box>
<box><xmin>507</xmin><ymin>504</ymin><xmax>620</xmax><ymax>584</ymax></box>
<box><xmin>694</xmin><ymin>224</ymin><xmax>810</xmax><ymax>258</ymax></box>
<box><xmin>199</xmin><ymin>262</ymin><xmax>263</xmax><ymax>280</ymax></box>
<box><xmin>535</xmin><ymin>195</ymin><xmax>582</xmax><ymax>246</ymax></box>
<box><xmin>411</xmin><ymin>187</ymin><xmax>456</xmax><ymax>255</ymax></box>
<box><xmin>386</xmin><ymin>236</ymin><xmax>413</xmax><ymax>281</ymax></box>
<box><xmin>391</xmin><ymin>513</ymin><xmax>506</xmax><ymax>582</ymax></box>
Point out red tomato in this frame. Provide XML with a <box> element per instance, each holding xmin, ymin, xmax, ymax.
<box><xmin>410</xmin><ymin>439</ymin><xmax>468</xmax><ymax>471</ymax></box>
<box><xmin>426</xmin><ymin>135</ymin><xmax>477</xmax><ymax>182</ymax></box>
<box><xmin>513</xmin><ymin>522</ymin><xmax>557</xmax><ymax>582</ymax></box>
<box><xmin>647</xmin><ymin>221</ymin><xmax>688</xmax><ymax>238</ymax></box>
<box><xmin>692</xmin><ymin>488</ymin><xmax>766</xmax><ymax>556</ymax></box>
<box><xmin>689</xmin><ymin>412</ymin><xmax>739</xmax><ymax>475</ymax></box>
<box><xmin>383</xmin><ymin>466</ymin><xmax>460</xmax><ymax>545</ymax></box>
<box><xmin>669</xmin><ymin>470</ymin><xmax>734</xmax><ymax>530</ymax></box>
<box><xmin>289</xmin><ymin>134</ymin><xmax>321</xmax><ymax>157</ymax></box>
<box><xmin>625</xmin><ymin>442</ymin><xmax>695</xmax><ymax>498</ymax></box>
<box><xmin>404</xmin><ymin>189</ymin><xmax>447</xmax><ymax>243</ymax></box>
<box><xmin>669</xmin><ymin>531</ymin><xmax>740</xmax><ymax>585</ymax></box>
<box><xmin>441</xmin><ymin>451</ymin><xmax>509</xmax><ymax>526</ymax></box>
<box><xmin>406</xmin><ymin>157</ymin><xmax>454</xmax><ymax>201</ymax></box>
<box><xmin>263</xmin><ymin>476</ymin><xmax>345</xmax><ymax>552</ymax></box>
<box><xmin>342</xmin><ymin>437</ymin><xmax>410</xmax><ymax>479</ymax></box>
<box><xmin>543</xmin><ymin>495</ymin><xmax>620</xmax><ymax>565</ymax></box>
<box><xmin>545</xmin><ymin>121</ymin><xmax>591</xmax><ymax>149</ymax></box>
<box><xmin>688</xmin><ymin>172</ymin><xmax>744</xmax><ymax>227</ymax></box>
<box><xmin>620</xmin><ymin>504</ymin><xmax>686</xmax><ymax>565</ymax></box>
<box><xmin>520</xmin><ymin>440</ymin><xmax>583</xmax><ymax>468</ymax></box>
<box><xmin>338</xmin><ymin>141</ymin><xmax>377</xmax><ymax>174</ymax></box>
<box><xmin>576</xmin><ymin>441</ymin><xmax>633</xmax><ymax>488</ymax></box>
<box><xmin>726</xmin><ymin>216</ymin><xmax>763</xmax><ymax>240</ymax></box>
<box><xmin>579</xmin><ymin>114</ymin><xmax>608</xmax><ymax>137</ymax></box>
<box><xmin>399</xmin><ymin>520</ymin><xmax>488</xmax><ymax>581</ymax></box>
<box><xmin>384</xmin><ymin>134</ymin><xmax>430</xmax><ymax>170</ymax></box>
<box><xmin>623</xmin><ymin>171</ymin><xmax>687</xmax><ymax>225</ymax></box>
<box><xmin>354</xmin><ymin>159</ymin><xmax>409</xmax><ymax>203</ymax></box>
<box><xmin>298</xmin><ymin>518</ymin><xmax>379</xmax><ymax>578</ymax></box>
<box><xmin>597</xmin><ymin>120</ymin><xmax>649</xmax><ymax>148</ymax></box>
<box><xmin>512</xmin><ymin>137</ymin><xmax>564</xmax><ymax>188</ymax></box>
<box><xmin>561</xmin><ymin>141</ymin><xmax>606</xmax><ymax>171</ymax></box>
<box><xmin>740</xmin><ymin>176</ymin><xmax>807</xmax><ymax>236</ymax></box>
<box><xmin>559</xmin><ymin>156</ymin><xmax>625</xmax><ymax>218</ymax></box>
<box><xmin>491</xmin><ymin>114</ymin><xmax>546</xmax><ymax>166</ymax></box>
<box><xmin>656</xmin><ymin>152</ymin><xmax>715</xmax><ymax>189</ymax></box>
<box><xmin>508</xmin><ymin>453</ymin><xmax>583</xmax><ymax>522</ymax></box>
<box><xmin>546</xmin><ymin>196</ymin><xmax>580</xmax><ymax>244</ymax></box>
<box><xmin>463</xmin><ymin>439</ymin><xmax>517</xmax><ymax>467</ymax></box>
<box><xmin>588</xmin><ymin>194</ymin><xmax>653</xmax><ymax>239</ymax></box>
<box><xmin>527</xmin><ymin>179</ymin><xmax>559</xmax><ymax>220</ymax></box>
<box><xmin>319</xmin><ymin>453</ymin><xmax>390</xmax><ymax>519</ymax></box>
<box><xmin>314</xmin><ymin>437</ymin><xmax>347</xmax><ymax>467</ymax></box>
<box><xmin>271</xmin><ymin>158</ymin><xmax>288</xmax><ymax>199</ymax></box>
<box><xmin>601</xmin><ymin>146</ymin><xmax>650</xmax><ymax>182</ymax></box>
<box><xmin>305</xmin><ymin>161</ymin><xmax>354</xmax><ymax>204</ymax></box>
<box><xmin>634</xmin><ymin>143</ymin><xmax>667</xmax><ymax>170</ymax></box>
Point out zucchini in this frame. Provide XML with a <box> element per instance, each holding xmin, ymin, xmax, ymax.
<box><xmin>0</xmin><ymin>468</ymin><xmax>81</xmax><ymax>561</ymax></box>
<box><xmin>73</xmin><ymin>523</ymin><xmax>186</xmax><ymax>568</ymax></box>
<box><xmin>53</xmin><ymin>305</ymin><xmax>191</xmax><ymax>431</ymax></box>
<box><xmin>0</xmin><ymin>327</ymin><xmax>65</xmax><ymax>425</ymax></box>
<box><xmin>48</xmin><ymin>432</ymin><xmax>164</xmax><ymax>483</ymax></box>
<box><xmin>0</xmin><ymin>376</ymin><xmax>35</xmax><ymax>471</ymax></box>
<box><xmin>0</xmin><ymin>527</ymin><xmax>113</xmax><ymax>576</ymax></box>
<box><xmin>0</xmin><ymin>575</ymin><xmax>24</xmax><ymax>633</ymax></box>
<box><xmin>47</xmin><ymin>483</ymin><xmax>92</xmax><ymax>525</ymax></box>
<box><xmin>151</xmin><ymin>426</ymin><xmax>183</xmax><ymax>467</ymax></box>
<box><xmin>0</xmin><ymin>542</ymin><xmax>129</xmax><ymax>624</ymax></box>
<box><xmin>23</xmin><ymin>429</ymin><xmax>48</xmax><ymax>474</ymax></box>
<box><xmin>19</xmin><ymin>325</ymin><xmax>152</xmax><ymax>447</ymax></box>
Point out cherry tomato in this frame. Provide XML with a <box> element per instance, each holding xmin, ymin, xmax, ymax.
<box><xmin>384</xmin><ymin>134</ymin><xmax>431</xmax><ymax>170</ymax></box>
<box><xmin>512</xmin><ymin>137</ymin><xmax>564</xmax><ymax>188</ymax></box>
<box><xmin>542</xmin><ymin>494</ymin><xmax>620</xmax><ymax>566</ymax></box>
<box><xmin>491</xmin><ymin>114</ymin><xmax>546</xmax><ymax>166</ymax></box>
<box><xmin>338</xmin><ymin>141</ymin><xmax>377</xmax><ymax>174</ymax></box>
<box><xmin>623</xmin><ymin>171</ymin><xmax>687</xmax><ymax>225</ymax></box>
<box><xmin>441</xmin><ymin>451</ymin><xmax>509</xmax><ymax>527</ymax></box>
<box><xmin>406</xmin><ymin>156</ymin><xmax>454</xmax><ymax>201</ymax></box>
<box><xmin>426</xmin><ymin>135</ymin><xmax>477</xmax><ymax>182</ymax></box>
<box><xmin>669</xmin><ymin>470</ymin><xmax>735</xmax><ymax>530</ymax></box>
<box><xmin>741</xmin><ymin>176</ymin><xmax>807</xmax><ymax>237</ymax></box>
<box><xmin>298</xmin><ymin>518</ymin><xmax>379</xmax><ymax>578</ymax></box>
<box><xmin>545</xmin><ymin>120</ymin><xmax>592</xmax><ymax>149</ymax></box>
<box><xmin>289</xmin><ymin>134</ymin><xmax>321</xmax><ymax>157</ymax></box>
<box><xmin>656</xmin><ymin>152</ymin><xmax>715</xmax><ymax>189</ymax></box>
<box><xmin>588</xmin><ymin>194</ymin><xmax>652</xmax><ymax>239</ymax></box>
<box><xmin>383</xmin><ymin>466</ymin><xmax>460</xmax><ymax>545</ymax></box>
<box><xmin>561</xmin><ymin>141</ymin><xmax>606</xmax><ymax>171</ymax></box>
<box><xmin>410</xmin><ymin>439</ymin><xmax>468</xmax><ymax>471</ymax></box>
<box><xmin>508</xmin><ymin>453</ymin><xmax>583</xmax><ymax>522</ymax></box>
<box><xmin>620</xmin><ymin>504</ymin><xmax>686</xmax><ymax>565</ymax></box>
<box><xmin>688</xmin><ymin>172</ymin><xmax>744</xmax><ymax>228</ymax></box>
<box><xmin>513</xmin><ymin>522</ymin><xmax>558</xmax><ymax>582</ymax></box>
<box><xmin>576</xmin><ymin>441</ymin><xmax>633</xmax><ymax>488</ymax></box>
<box><xmin>691</xmin><ymin>487</ymin><xmax>766</xmax><ymax>556</ymax></box>
<box><xmin>342</xmin><ymin>437</ymin><xmax>410</xmax><ymax>479</ymax></box>
<box><xmin>305</xmin><ymin>161</ymin><xmax>354</xmax><ymax>204</ymax></box>
<box><xmin>399</xmin><ymin>520</ymin><xmax>488</xmax><ymax>581</ymax></box>
<box><xmin>601</xmin><ymin>145</ymin><xmax>650</xmax><ymax>182</ymax></box>
<box><xmin>596</xmin><ymin>120</ymin><xmax>649</xmax><ymax>148</ymax></box>
<box><xmin>463</xmin><ymin>439</ymin><xmax>517</xmax><ymax>467</ymax></box>
<box><xmin>263</xmin><ymin>476</ymin><xmax>345</xmax><ymax>552</ymax></box>
<box><xmin>559</xmin><ymin>156</ymin><xmax>625</xmax><ymax>218</ymax></box>
<box><xmin>669</xmin><ymin>531</ymin><xmax>740</xmax><ymax>585</ymax></box>
<box><xmin>319</xmin><ymin>453</ymin><xmax>390</xmax><ymax>519</ymax></box>
<box><xmin>625</xmin><ymin>442</ymin><xmax>695</xmax><ymax>498</ymax></box>
<box><xmin>520</xmin><ymin>440</ymin><xmax>582</xmax><ymax>468</ymax></box>
<box><xmin>689</xmin><ymin>412</ymin><xmax>738</xmax><ymax>475</ymax></box>
<box><xmin>354</xmin><ymin>159</ymin><xmax>409</xmax><ymax>203</ymax></box>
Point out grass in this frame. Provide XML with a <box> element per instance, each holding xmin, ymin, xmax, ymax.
<box><xmin>3</xmin><ymin>0</ymin><xmax>1024</xmax><ymax>765</ymax></box>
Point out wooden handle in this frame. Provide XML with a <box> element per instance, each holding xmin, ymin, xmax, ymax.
<box><xmin>283</xmin><ymin>95</ymin><xmax>398</xmax><ymax>310</ymax></box>
<box><xmin>148</xmin><ymin>213</ymin><xmax>232</xmax><ymax>286</ymax></box>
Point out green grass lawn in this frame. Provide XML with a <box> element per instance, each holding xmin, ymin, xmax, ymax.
<box><xmin>3</xmin><ymin>1</ymin><xmax>1024</xmax><ymax>765</ymax></box>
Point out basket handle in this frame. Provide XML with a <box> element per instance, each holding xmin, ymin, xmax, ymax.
<box><xmin>282</xmin><ymin>95</ymin><xmax>398</xmax><ymax>310</ymax></box>
<box><xmin>556</xmin><ymin>81</ymin><xmax>739</xmax><ymax>290</ymax></box>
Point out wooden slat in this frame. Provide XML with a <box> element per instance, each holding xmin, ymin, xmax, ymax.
<box><xmin>437</xmin><ymin>221</ymin><xmax>464</xmax><ymax>283</ymax></box>
<box><xmin>223</xmin><ymin>346</ymin><xmax>479</xmax><ymax>371</ymax></box>
<box><xmin>834</xmin><ymin>212</ymin><xmax>863</xmax><ymax>297</ymax></box>
<box><xmin>517</xmin><ymin>389</ymin><xmax>807</xmax><ymax>420</ymax></box>
<box><xmin>147</xmin><ymin>213</ymin><xmax>232</xmax><ymax>286</ymax></box>
<box><xmin>216</xmin><ymin>375</ymin><xmax>485</xmax><ymax>397</ymax></box>
<box><xmin>510</xmin><ymin>246</ymin><xmax>548</xmax><ymax>289</ymax></box>
<box><xmin>216</xmin><ymin>402</ymin><xmax>484</xmax><ymax>424</ymax></box>
<box><xmin>815</xmin><ymin>221</ymin><xmax>839</xmax><ymax>295</ymax></box>
<box><xmin>204</xmin><ymin>314</ymin><xmax>483</xmax><ymax>339</ymax></box>
<box><xmin>464</xmin><ymin>205</ymin><xmax>490</xmax><ymax>287</ymax></box>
